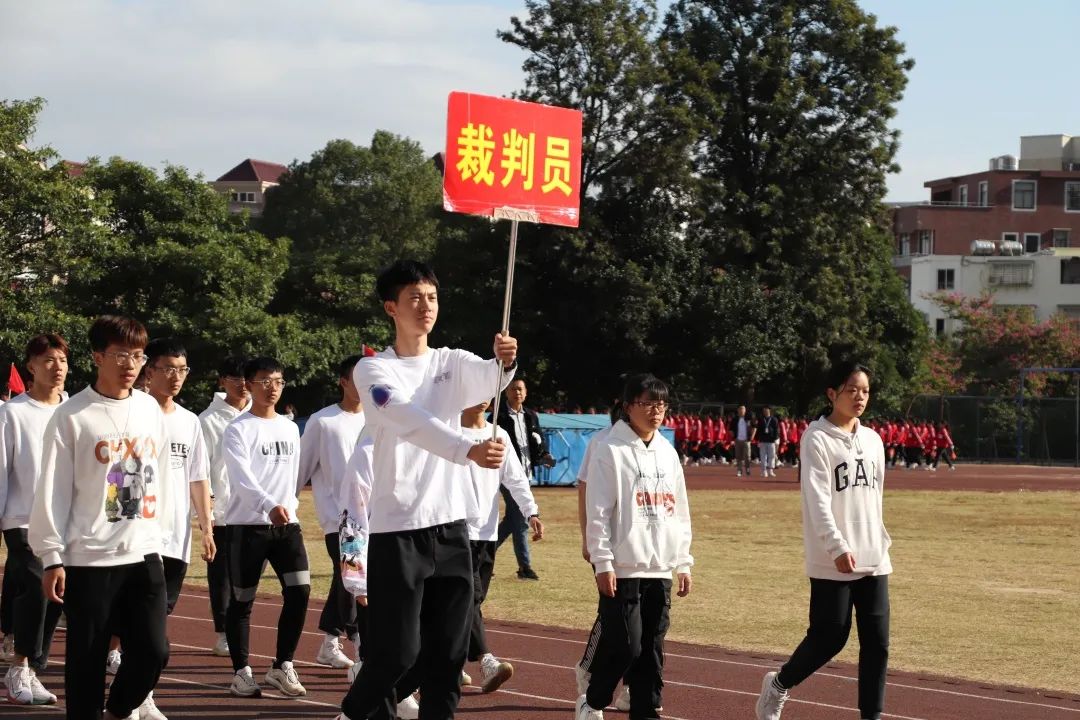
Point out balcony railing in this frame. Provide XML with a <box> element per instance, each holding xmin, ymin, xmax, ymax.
<box><xmin>892</xmin><ymin>200</ymin><xmax>994</xmax><ymax>208</ymax></box>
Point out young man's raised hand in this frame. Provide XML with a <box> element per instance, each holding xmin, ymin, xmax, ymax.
<box><xmin>493</xmin><ymin>333</ymin><xmax>518</xmax><ymax>366</ymax></box>
<box><xmin>467</xmin><ymin>438</ymin><xmax>506</xmax><ymax>469</ymax></box>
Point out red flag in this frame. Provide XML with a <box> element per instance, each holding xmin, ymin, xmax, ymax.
<box><xmin>8</xmin><ymin>363</ymin><xmax>25</xmax><ymax>395</ymax></box>
<box><xmin>361</xmin><ymin>344</ymin><xmax>377</xmax><ymax>358</ymax></box>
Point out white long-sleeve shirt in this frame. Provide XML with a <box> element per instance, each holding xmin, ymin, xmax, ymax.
<box><xmin>0</xmin><ymin>394</ymin><xmax>66</xmax><ymax>530</ymax></box>
<box><xmin>297</xmin><ymin>404</ymin><xmax>365</xmax><ymax>535</ymax></box>
<box><xmin>462</xmin><ymin>424</ymin><xmax>538</xmax><ymax>542</ymax></box>
<box><xmin>799</xmin><ymin>417</ymin><xmax>891</xmax><ymax>580</ymax></box>
<box><xmin>29</xmin><ymin>386</ymin><xmax>171</xmax><ymax>569</ymax></box>
<box><xmin>353</xmin><ymin>346</ymin><xmax>514</xmax><ymax>533</ymax></box>
<box><xmin>223</xmin><ymin>413</ymin><xmax>300</xmax><ymax>525</ymax></box>
<box><xmin>161</xmin><ymin>404</ymin><xmax>209</xmax><ymax>562</ymax></box>
<box><xmin>585</xmin><ymin>420</ymin><xmax>693</xmax><ymax>579</ymax></box>
<box><xmin>198</xmin><ymin>393</ymin><xmax>248</xmax><ymax>524</ymax></box>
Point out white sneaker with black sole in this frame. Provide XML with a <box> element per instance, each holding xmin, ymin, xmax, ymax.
<box><xmin>755</xmin><ymin>671</ymin><xmax>788</xmax><ymax>720</ymax></box>
<box><xmin>266</xmin><ymin>661</ymin><xmax>306</xmax><ymax>697</ymax></box>
<box><xmin>316</xmin><ymin>636</ymin><xmax>354</xmax><ymax>669</ymax></box>
<box><xmin>480</xmin><ymin>655</ymin><xmax>513</xmax><ymax>693</ymax></box>
<box><xmin>138</xmin><ymin>690</ymin><xmax>168</xmax><ymax>720</ymax></box>
<box><xmin>574</xmin><ymin>693</ymin><xmax>604</xmax><ymax>720</ymax></box>
<box><xmin>229</xmin><ymin>666</ymin><xmax>262</xmax><ymax>698</ymax></box>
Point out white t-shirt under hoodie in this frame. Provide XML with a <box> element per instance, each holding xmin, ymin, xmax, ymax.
<box><xmin>161</xmin><ymin>404</ymin><xmax>209</xmax><ymax>563</ymax></box>
<box><xmin>29</xmin><ymin>386</ymin><xmax>171</xmax><ymax>569</ymax></box>
<box><xmin>297</xmin><ymin>403</ymin><xmax>365</xmax><ymax>535</ymax></box>
<box><xmin>199</xmin><ymin>393</ymin><xmax>249</xmax><ymax>525</ymax></box>
<box><xmin>799</xmin><ymin>416</ymin><xmax>892</xmax><ymax>581</ymax></box>
<box><xmin>0</xmin><ymin>393</ymin><xmax>66</xmax><ymax>530</ymax></box>
<box><xmin>353</xmin><ymin>346</ymin><xmax>515</xmax><ymax>534</ymax></box>
<box><xmin>462</xmin><ymin>424</ymin><xmax>538</xmax><ymax>542</ymax></box>
<box><xmin>223</xmin><ymin>412</ymin><xmax>301</xmax><ymax>526</ymax></box>
<box><xmin>585</xmin><ymin>420</ymin><xmax>693</xmax><ymax>579</ymax></box>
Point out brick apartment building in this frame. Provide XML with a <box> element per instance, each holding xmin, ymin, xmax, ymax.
<box><xmin>209</xmin><ymin>158</ymin><xmax>288</xmax><ymax>217</ymax></box>
<box><xmin>893</xmin><ymin>134</ymin><xmax>1080</xmax><ymax>335</ymax></box>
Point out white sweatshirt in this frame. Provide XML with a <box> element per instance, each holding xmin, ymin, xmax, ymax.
<box><xmin>353</xmin><ymin>347</ymin><xmax>514</xmax><ymax>533</ymax></box>
<box><xmin>585</xmin><ymin>420</ymin><xmax>693</xmax><ymax>579</ymax></box>
<box><xmin>339</xmin><ymin>433</ymin><xmax>374</xmax><ymax>526</ymax></box>
<box><xmin>799</xmin><ymin>417</ymin><xmax>892</xmax><ymax>581</ymax></box>
<box><xmin>198</xmin><ymin>393</ymin><xmax>249</xmax><ymax>524</ymax></box>
<box><xmin>462</xmin><ymin>424</ymin><xmax>538</xmax><ymax>542</ymax></box>
<box><xmin>576</xmin><ymin>425</ymin><xmax>614</xmax><ymax>485</ymax></box>
<box><xmin>223</xmin><ymin>413</ymin><xmax>301</xmax><ymax>525</ymax></box>
<box><xmin>29</xmin><ymin>387</ymin><xmax>170</xmax><ymax>569</ymax></box>
<box><xmin>0</xmin><ymin>394</ymin><xmax>65</xmax><ymax>530</ymax></box>
<box><xmin>297</xmin><ymin>403</ymin><xmax>365</xmax><ymax>534</ymax></box>
<box><xmin>161</xmin><ymin>404</ymin><xmax>209</xmax><ymax>562</ymax></box>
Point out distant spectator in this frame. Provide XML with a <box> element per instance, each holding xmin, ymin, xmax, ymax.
<box><xmin>728</xmin><ymin>405</ymin><xmax>754</xmax><ymax>477</ymax></box>
<box><xmin>757</xmin><ymin>406</ymin><xmax>779</xmax><ymax>477</ymax></box>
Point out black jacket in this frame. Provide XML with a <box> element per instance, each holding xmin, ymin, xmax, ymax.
<box><xmin>757</xmin><ymin>415</ymin><xmax>779</xmax><ymax>443</ymax></box>
<box><xmin>494</xmin><ymin>402</ymin><xmax>548</xmax><ymax>468</ymax></box>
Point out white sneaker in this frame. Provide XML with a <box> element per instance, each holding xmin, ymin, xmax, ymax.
<box><xmin>736</xmin><ymin>471</ymin><xmax>742</xmax><ymax>477</ymax></box>
<box><xmin>348</xmin><ymin>660</ymin><xmax>362</xmax><ymax>684</ymax></box>
<box><xmin>28</xmin><ymin>669</ymin><xmax>58</xmax><ymax>705</ymax></box>
<box><xmin>396</xmin><ymin>694</ymin><xmax>420</xmax><ymax>719</ymax></box>
<box><xmin>614</xmin><ymin>684</ymin><xmax>631</xmax><ymax>711</ymax></box>
<box><xmin>574</xmin><ymin>663</ymin><xmax>589</xmax><ymax>695</ymax></box>
<box><xmin>460</xmin><ymin>669</ymin><xmax>473</xmax><ymax>686</ymax></box>
<box><xmin>212</xmin><ymin>633</ymin><xmax>230</xmax><ymax>657</ymax></box>
<box><xmin>480</xmin><ymin>656</ymin><xmax>513</xmax><ymax>693</ymax></box>
<box><xmin>139</xmin><ymin>690</ymin><xmax>168</xmax><ymax>720</ymax></box>
<box><xmin>229</xmin><ymin>666</ymin><xmax>262</xmax><ymax>698</ymax></box>
<box><xmin>106</xmin><ymin>649</ymin><xmax>122</xmax><ymax>675</ymax></box>
<box><xmin>755</xmin><ymin>671</ymin><xmax>788</xmax><ymax>720</ymax></box>
<box><xmin>316</xmin><ymin>636</ymin><xmax>354</xmax><ymax>669</ymax></box>
<box><xmin>4</xmin><ymin>663</ymin><xmax>34</xmax><ymax>704</ymax></box>
<box><xmin>266</xmin><ymin>661</ymin><xmax>306</xmax><ymax>697</ymax></box>
<box><xmin>574</xmin><ymin>694</ymin><xmax>603</xmax><ymax>720</ymax></box>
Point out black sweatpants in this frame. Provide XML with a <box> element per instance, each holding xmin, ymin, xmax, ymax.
<box><xmin>162</xmin><ymin>555</ymin><xmax>188</xmax><ymax>616</ymax></box>
<box><xmin>65</xmin><ymin>555</ymin><xmax>169</xmax><ymax>720</ymax></box>
<box><xmin>777</xmin><ymin>575</ymin><xmax>890</xmax><ymax>720</ymax></box>
<box><xmin>320</xmin><ymin>532</ymin><xmax>361</xmax><ymax>640</ymax></box>
<box><xmin>225</xmin><ymin>523</ymin><xmax>310</xmax><ymax>671</ymax></box>
<box><xmin>206</xmin><ymin>525</ymin><xmax>231</xmax><ymax>633</ymax></box>
<box><xmin>0</xmin><ymin>532</ymin><xmax>16</xmax><ymax>635</ymax></box>
<box><xmin>586</xmin><ymin>578</ymin><xmax>671</xmax><ymax>720</ymax></box>
<box><xmin>3</xmin><ymin>528</ymin><xmax>62</xmax><ymax>669</ymax></box>
<box><xmin>467</xmin><ymin>539</ymin><xmax>497</xmax><ymax>661</ymax></box>
<box><xmin>341</xmin><ymin>519</ymin><xmax>472</xmax><ymax>720</ymax></box>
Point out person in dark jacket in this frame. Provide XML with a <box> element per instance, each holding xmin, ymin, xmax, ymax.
<box><xmin>757</xmin><ymin>407</ymin><xmax>780</xmax><ymax>477</ymax></box>
<box><xmin>494</xmin><ymin>378</ymin><xmax>554</xmax><ymax>580</ymax></box>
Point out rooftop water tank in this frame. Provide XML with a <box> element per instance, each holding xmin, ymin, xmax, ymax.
<box><xmin>1000</xmin><ymin>240</ymin><xmax>1024</xmax><ymax>256</ymax></box>
<box><xmin>971</xmin><ymin>239</ymin><xmax>995</xmax><ymax>256</ymax></box>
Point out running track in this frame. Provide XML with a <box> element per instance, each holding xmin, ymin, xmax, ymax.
<box><xmin>5</xmin><ymin>583</ymin><xmax>1078</xmax><ymax>719</ymax></box>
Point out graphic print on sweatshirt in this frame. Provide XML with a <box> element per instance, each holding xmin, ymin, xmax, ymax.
<box><xmin>632</xmin><ymin>452</ymin><xmax>676</xmax><ymax>522</ymax></box>
<box><xmin>97</xmin><ymin>434</ymin><xmax>160</xmax><ymax>522</ymax></box>
<box><xmin>260</xmin><ymin>440</ymin><xmax>296</xmax><ymax>465</ymax></box>
<box><xmin>170</xmin><ymin>440</ymin><xmax>189</xmax><ymax>471</ymax></box>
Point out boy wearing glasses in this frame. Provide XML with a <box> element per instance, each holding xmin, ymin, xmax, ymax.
<box><xmin>222</xmin><ymin>356</ymin><xmax>309</xmax><ymax>699</ymax></box>
<box><xmin>30</xmin><ymin>315</ymin><xmax>171</xmax><ymax>720</ymax></box>
<box><xmin>198</xmin><ymin>356</ymin><xmax>250</xmax><ymax>656</ymax></box>
<box><xmin>576</xmin><ymin>374</ymin><xmax>693</xmax><ymax>720</ymax></box>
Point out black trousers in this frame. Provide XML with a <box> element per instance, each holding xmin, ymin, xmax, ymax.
<box><xmin>65</xmin><ymin>555</ymin><xmax>169</xmax><ymax>720</ymax></box>
<box><xmin>586</xmin><ymin>578</ymin><xmax>671</xmax><ymax>720</ymax></box>
<box><xmin>320</xmin><ymin>532</ymin><xmax>361</xmax><ymax>639</ymax></box>
<box><xmin>206</xmin><ymin>525</ymin><xmax>231</xmax><ymax>633</ymax></box>
<box><xmin>225</xmin><ymin>524</ymin><xmax>310</xmax><ymax>671</ymax></box>
<box><xmin>778</xmin><ymin>575</ymin><xmax>890</xmax><ymax>720</ymax></box>
<box><xmin>467</xmin><ymin>540</ymin><xmax>497</xmax><ymax>661</ymax></box>
<box><xmin>0</xmin><ymin>531</ymin><xmax>16</xmax><ymax>635</ymax></box>
<box><xmin>3</xmin><ymin>528</ymin><xmax>62</xmax><ymax>669</ymax></box>
<box><xmin>341</xmin><ymin>519</ymin><xmax>472</xmax><ymax>720</ymax></box>
<box><xmin>162</xmin><ymin>555</ymin><xmax>188</xmax><ymax>616</ymax></box>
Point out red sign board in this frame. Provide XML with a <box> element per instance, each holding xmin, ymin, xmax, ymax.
<box><xmin>443</xmin><ymin>91</ymin><xmax>583</xmax><ymax>228</ymax></box>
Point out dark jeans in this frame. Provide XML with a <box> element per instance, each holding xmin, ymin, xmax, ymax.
<box><xmin>3</xmin><ymin>528</ymin><xmax>62</xmax><ymax>669</ymax></box>
<box><xmin>65</xmin><ymin>556</ymin><xmax>169</xmax><ymax>720</ymax></box>
<box><xmin>225</xmin><ymin>523</ymin><xmax>311</xmax><ymax>671</ymax></box>
<box><xmin>778</xmin><ymin>575</ymin><xmax>890</xmax><ymax>720</ymax></box>
<box><xmin>586</xmin><ymin>578</ymin><xmax>671</xmax><ymax>720</ymax></box>
<box><xmin>319</xmin><ymin>532</ymin><xmax>360</xmax><ymax>639</ymax></box>
<box><xmin>496</xmin><ymin>485</ymin><xmax>531</xmax><ymax>569</ymax></box>
<box><xmin>341</xmin><ymin>520</ymin><xmax>472</xmax><ymax>720</ymax></box>
<box><xmin>206</xmin><ymin>525</ymin><xmax>231</xmax><ymax>633</ymax></box>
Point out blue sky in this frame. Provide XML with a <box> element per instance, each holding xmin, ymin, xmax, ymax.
<box><xmin>2</xmin><ymin>1</ymin><xmax>1077</xmax><ymax>201</ymax></box>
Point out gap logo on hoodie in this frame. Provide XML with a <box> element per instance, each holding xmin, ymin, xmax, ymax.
<box><xmin>834</xmin><ymin>458</ymin><xmax>879</xmax><ymax>492</ymax></box>
<box><xmin>97</xmin><ymin>434</ymin><xmax>160</xmax><ymax>522</ymax></box>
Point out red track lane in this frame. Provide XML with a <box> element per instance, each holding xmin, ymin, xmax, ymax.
<box><xmin>8</xmin><ymin>585</ymin><xmax>1078</xmax><ymax>719</ymax></box>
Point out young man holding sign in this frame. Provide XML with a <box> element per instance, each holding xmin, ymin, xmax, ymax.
<box><xmin>336</xmin><ymin>260</ymin><xmax>518</xmax><ymax>720</ymax></box>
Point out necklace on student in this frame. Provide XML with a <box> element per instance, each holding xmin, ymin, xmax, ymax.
<box><xmin>97</xmin><ymin>388</ymin><xmax>132</xmax><ymax>441</ymax></box>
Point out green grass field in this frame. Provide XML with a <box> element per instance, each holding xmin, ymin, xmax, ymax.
<box><xmin>8</xmin><ymin>486</ymin><xmax>1077</xmax><ymax>695</ymax></box>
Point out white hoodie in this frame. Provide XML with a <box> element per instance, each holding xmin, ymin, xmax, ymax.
<box><xmin>585</xmin><ymin>420</ymin><xmax>693</xmax><ymax>579</ymax></box>
<box><xmin>800</xmin><ymin>416</ymin><xmax>892</xmax><ymax>581</ymax></box>
<box><xmin>198</xmin><ymin>392</ymin><xmax>248</xmax><ymax>524</ymax></box>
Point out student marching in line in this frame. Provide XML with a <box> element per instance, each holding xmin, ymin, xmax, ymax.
<box><xmin>576</xmin><ymin>374</ymin><xmax>693</xmax><ymax>720</ymax></box>
<box><xmin>198</xmin><ymin>356</ymin><xmax>250</xmax><ymax>657</ymax></box>
<box><xmin>335</xmin><ymin>260</ymin><xmax>517</xmax><ymax>720</ymax></box>
<box><xmin>30</xmin><ymin>315</ymin><xmax>172</xmax><ymax>720</ymax></box>
<box><xmin>297</xmin><ymin>354</ymin><xmax>366</xmax><ymax>670</ymax></box>
<box><xmin>755</xmin><ymin>361</ymin><xmax>891</xmax><ymax>720</ymax></box>
<box><xmin>461</xmin><ymin>397</ymin><xmax>543</xmax><ymax>692</ymax></box>
<box><xmin>1</xmin><ymin>334</ymin><xmax>69</xmax><ymax>705</ymax></box>
<box><xmin>222</xmin><ymin>356</ymin><xmax>309</xmax><ymax>699</ymax></box>
<box><xmin>137</xmin><ymin>338</ymin><xmax>217</xmax><ymax>719</ymax></box>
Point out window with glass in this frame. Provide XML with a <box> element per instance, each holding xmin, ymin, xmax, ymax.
<box><xmin>1066</xmin><ymin>182</ymin><xmax>1080</xmax><ymax>212</ymax></box>
<box><xmin>958</xmin><ymin>185</ymin><xmax>968</xmax><ymax>205</ymax></box>
<box><xmin>1024</xmin><ymin>233</ymin><xmax>1041</xmax><ymax>254</ymax></box>
<box><xmin>1012</xmin><ymin>180</ymin><xmax>1036</xmax><ymax>210</ymax></box>
<box><xmin>978</xmin><ymin>181</ymin><xmax>989</xmax><ymax>207</ymax></box>
<box><xmin>1053</xmin><ymin>229</ymin><xmax>1070</xmax><ymax>248</ymax></box>
<box><xmin>1061</xmin><ymin>259</ymin><xmax>1080</xmax><ymax>285</ymax></box>
<box><xmin>918</xmin><ymin>230</ymin><xmax>933</xmax><ymax>255</ymax></box>
<box><xmin>937</xmin><ymin>268</ymin><xmax>955</xmax><ymax>290</ymax></box>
